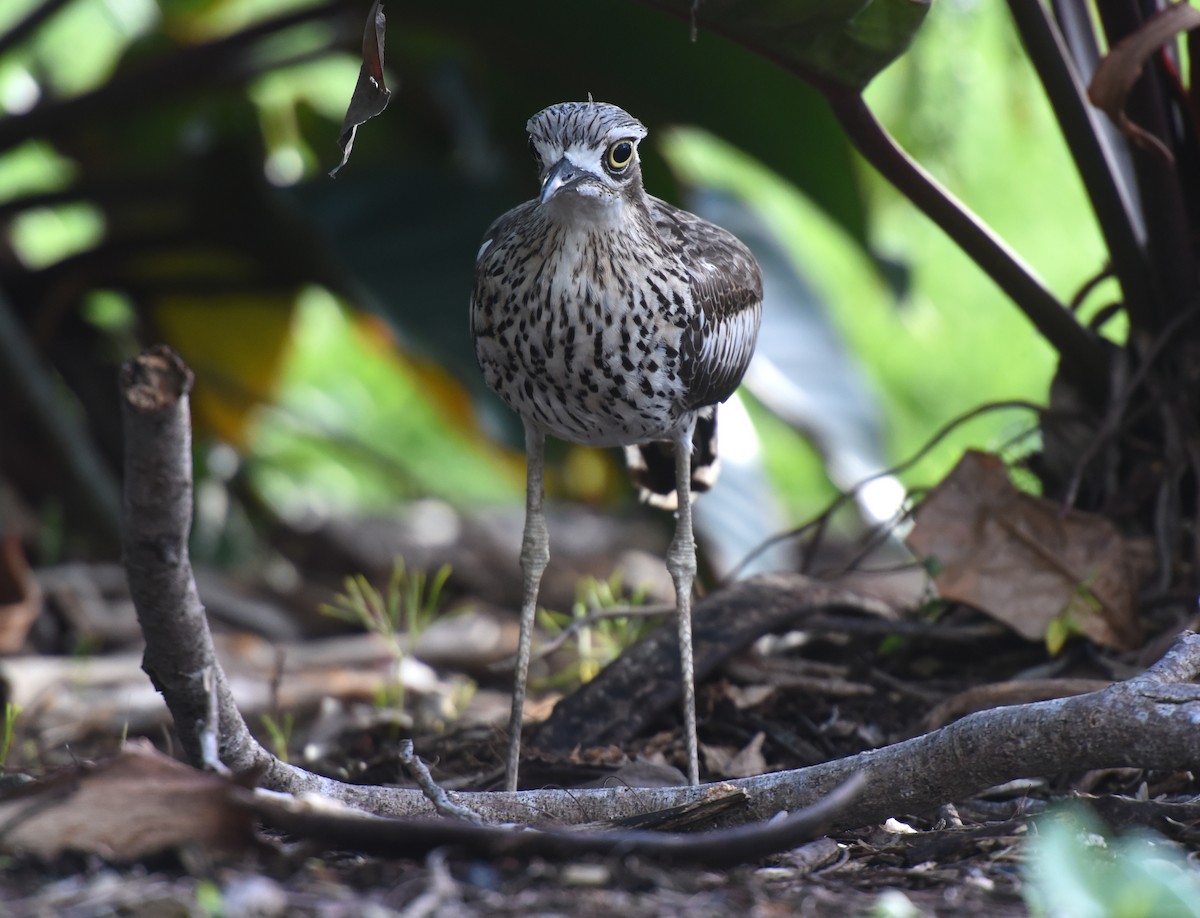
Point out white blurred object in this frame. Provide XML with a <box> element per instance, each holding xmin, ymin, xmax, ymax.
<box><xmin>690</xmin><ymin>190</ymin><xmax>907</xmax><ymax>577</ymax></box>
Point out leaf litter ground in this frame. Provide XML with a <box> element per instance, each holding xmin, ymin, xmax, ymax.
<box><xmin>6</xmin><ymin>562</ymin><xmax>1198</xmax><ymax>918</ymax></box>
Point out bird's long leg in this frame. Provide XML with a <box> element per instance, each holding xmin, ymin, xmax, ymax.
<box><xmin>506</xmin><ymin>422</ymin><xmax>549</xmax><ymax>792</ymax></box>
<box><xmin>668</xmin><ymin>417</ymin><xmax>700</xmax><ymax>786</ymax></box>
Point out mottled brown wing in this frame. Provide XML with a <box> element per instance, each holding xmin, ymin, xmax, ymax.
<box><xmin>470</xmin><ymin>200</ymin><xmax>536</xmax><ymax>343</ymax></box>
<box><xmin>648</xmin><ymin>196</ymin><xmax>763</xmax><ymax>409</ymax></box>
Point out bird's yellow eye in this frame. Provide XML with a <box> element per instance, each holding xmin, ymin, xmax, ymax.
<box><xmin>606</xmin><ymin>140</ymin><xmax>635</xmax><ymax>172</ymax></box>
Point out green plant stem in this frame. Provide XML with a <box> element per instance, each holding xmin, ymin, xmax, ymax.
<box><xmin>1</xmin><ymin>702</ymin><xmax>19</xmax><ymax>772</ymax></box>
<box><xmin>826</xmin><ymin>91</ymin><xmax>1109</xmax><ymax>393</ymax></box>
<box><xmin>1006</xmin><ymin>0</ymin><xmax>1155</xmax><ymax>328</ymax></box>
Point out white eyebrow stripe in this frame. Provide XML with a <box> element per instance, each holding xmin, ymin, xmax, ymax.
<box><xmin>563</xmin><ymin>144</ymin><xmax>599</xmax><ymax>169</ymax></box>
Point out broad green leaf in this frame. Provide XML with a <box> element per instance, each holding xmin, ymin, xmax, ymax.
<box><xmin>637</xmin><ymin>0</ymin><xmax>932</xmax><ymax>91</ymax></box>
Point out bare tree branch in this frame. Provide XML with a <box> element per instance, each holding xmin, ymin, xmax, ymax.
<box><xmin>251</xmin><ymin>775</ymin><xmax>863</xmax><ymax>865</ymax></box>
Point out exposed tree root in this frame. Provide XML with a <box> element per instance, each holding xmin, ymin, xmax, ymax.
<box><xmin>121</xmin><ymin>347</ymin><xmax>1200</xmax><ymax>852</ymax></box>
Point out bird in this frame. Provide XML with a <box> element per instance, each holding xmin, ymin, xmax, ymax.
<box><xmin>471</xmin><ymin>101</ymin><xmax>762</xmax><ymax>790</ymax></box>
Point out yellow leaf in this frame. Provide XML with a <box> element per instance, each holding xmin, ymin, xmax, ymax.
<box><xmin>151</xmin><ymin>293</ymin><xmax>296</xmax><ymax>446</ymax></box>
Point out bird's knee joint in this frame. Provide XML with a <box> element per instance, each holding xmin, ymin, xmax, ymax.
<box><xmin>521</xmin><ymin>543</ymin><xmax>550</xmax><ymax>575</ymax></box>
<box><xmin>667</xmin><ymin>541</ymin><xmax>697</xmax><ymax>576</ymax></box>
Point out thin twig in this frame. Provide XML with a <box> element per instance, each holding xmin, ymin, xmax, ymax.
<box><xmin>398</xmin><ymin>740</ymin><xmax>488</xmax><ymax>827</ymax></box>
<box><xmin>725</xmin><ymin>400</ymin><xmax>1045</xmax><ymax>583</ymax></box>
<box><xmin>1068</xmin><ymin>264</ymin><xmax>1117</xmax><ymax>312</ymax></box>
<box><xmin>833</xmin><ymin>504</ymin><xmax>918</xmax><ymax>578</ymax></box>
<box><xmin>1062</xmin><ymin>304</ymin><xmax>1200</xmax><ymax>509</ymax></box>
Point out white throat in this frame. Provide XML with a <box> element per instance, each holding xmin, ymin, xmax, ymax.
<box><xmin>543</xmin><ymin>191</ymin><xmax>627</xmax><ymax>232</ymax></box>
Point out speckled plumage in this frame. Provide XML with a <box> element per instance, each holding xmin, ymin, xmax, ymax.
<box><xmin>471</xmin><ymin>101</ymin><xmax>762</xmax><ymax>490</ymax></box>
<box><xmin>472</xmin><ymin>101</ymin><xmax>762</xmax><ymax>790</ymax></box>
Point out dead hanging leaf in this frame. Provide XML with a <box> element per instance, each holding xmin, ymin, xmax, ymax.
<box><xmin>905</xmin><ymin>451</ymin><xmax>1143</xmax><ymax>652</ymax></box>
<box><xmin>1088</xmin><ymin>2</ymin><xmax>1200</xmax><ymax>163</ymax></box>
<box><xmin>329</xmin><ymin>0</ymin><xmax>393</xmax><ymax>177</ymax></box>
<box><xmin>0</xmin><ymin>535</ymin><xmax>40</xmax><ymax>652</ymax></box>
<box><xmin>0</xmin><ymin>740</ymin><xmax>255</xmax><ymax>861</ymax></box>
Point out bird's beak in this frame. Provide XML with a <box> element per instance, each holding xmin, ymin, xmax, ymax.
<box><xmin>539</xmin><ymin>158</ymin><xmax>582</xmax><ymax>205</ymax></box>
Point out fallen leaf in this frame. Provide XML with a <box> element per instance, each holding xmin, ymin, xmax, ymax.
<box><xmin>699</xmin><ymin>742</ymin><xmax>738</xmax><ymax>776</ymax></box>
<box><xmin>922</xmin><ymin>678</ymin><xmax>1112</xmax><ymax>731</ymax></box>
<box><xmin>703</xmin><ymin>732</ymin><xmax>768</xmax><ymax>779</ymax></box>
<box><xmin>1088</xmin><ymin>2</ymin><xmax>1200</xmax><ymax>162</ymax></box>
<box><xmin>0</xmin><ymin>740</ymin><xmax>254</xmax><ymax>861</ymax></box>
<box><xmin>726</xmin><ymin>732</ymin><xmax>769</xmax><ymax>778</ymax></box>
<box><xmin>906</xmin><ymin>451</ymin><xmax>1143</xmax><ymax>651</ymax></box>
<box><xmin>565</xmin><ymin>743</ymin><xmax>627</xmax><ymax>767</ymax></box>
<box><xmin>591</xmin><ymin>760</ymin><xmax>688</xmax><ymax>788</ymax></box>
<box><xmin>724</xmin><ymin>683</ymin><xmax>777</xmax><ymax>711</ymax></box>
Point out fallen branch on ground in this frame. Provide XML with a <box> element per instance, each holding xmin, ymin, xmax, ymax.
<box><xmin>120</xmin><ymin>346</ymin><xmax>1200</xmax><ymax>835</ymax></box>
<box><xmin>530</xmin><ymin>575</ymin><xmax>892</xmax><ymax>756</ymax></box>
<box><xmin>251</xmin><ymin>774</ymin><xmax>863</xmax><ymax>865</ymax></box>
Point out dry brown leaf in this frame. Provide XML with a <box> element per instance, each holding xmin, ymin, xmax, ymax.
<box><xmin>592</xmin><ymin>760</ymin><xmax>689</xmax><ymax>788</ymax></box>
<box><xmin>702</xmin><ymin>733</ymin><xmax>768</xmax><ymax>779</ymax></box>
<box><xmin>329</xmin><ymin>0</ymin><xmax>392</xmax><ymax>177</ymax></box>
<box><xmin>0</xmin><ymin>536</ymin><xmax>40</xmax><ymax>653</ymax></box>
<box><xmin>724</xmin><ymin>683</ymin><xmax>777</xmax><ymax>711</ymax></box>
<box><xmin>906</xmin><ymin>451</ymin><xmax>1143</xmax><ymax>651</ymax></box>
<box><xmin>726</xmin><ymin>732</ymin><xmax>769</xmax><ymax>778</ymax></box>
<box><xmin>0</xmin><ymin>740</ymin><xmax>254</xmax><ymax>861</ymax></box>
<box><xmin>565</xmin><ymin>743</ymin><xmax>627</xmax><ymax>767</ymax></box>
<box><xmin>699</xmin><ymin>742</ymin><xmax>738</xmax><ymax>776</ymax></box>
<box><xmin>1088</xmin><ymin>2</ymin><xmax>1200</xmax><ymax>162</ymax></box>
<box><xmin>922</xmin><ymin>678</ymin><xmax>1113</xmax><ymax>732</ymax></box>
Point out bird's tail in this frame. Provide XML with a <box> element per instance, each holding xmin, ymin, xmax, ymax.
<box><xmin>623</xmin><ymin>406</ymin><xmax>720</xmax><ymax>511</ymax></box>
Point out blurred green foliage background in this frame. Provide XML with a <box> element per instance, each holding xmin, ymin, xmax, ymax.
<box><xmin>0</xmin><ymin>0</ymin><xmax>1119</xmax><ymax>557</ymax></box>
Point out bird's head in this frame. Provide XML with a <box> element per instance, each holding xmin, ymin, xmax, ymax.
<box><xmin>526</xmin><ymin>101</ymin><xmax>648</xmax><ymax>222</ymax></box>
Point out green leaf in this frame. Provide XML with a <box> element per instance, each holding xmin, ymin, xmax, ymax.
<box><xmin>1026</xmin><ymin>805</ymin><xmax>1200</xmax><ymax>918</ymax></box>
<box><xmin>638</xmin><ymin>0</ymin><xmax>932</xmax><ymax>91</ymax></box>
